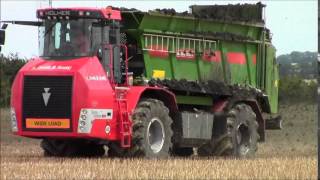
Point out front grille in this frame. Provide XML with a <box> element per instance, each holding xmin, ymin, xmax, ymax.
<box><xmin>22</xmin><ymin>76</ymin><xmax>73</xmax><ymax>131</ymax></box>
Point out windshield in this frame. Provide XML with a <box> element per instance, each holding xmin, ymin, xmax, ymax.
<box><xmin>39</xmin><ymin>19</ymin><xmax>98</xmax><ymax>59</ymax></box>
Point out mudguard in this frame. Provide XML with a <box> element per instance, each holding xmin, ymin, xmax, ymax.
<box><xmin>126</xmin><ymin>86</ymin><xmax>179</xmax><ymax>116</ymax></box>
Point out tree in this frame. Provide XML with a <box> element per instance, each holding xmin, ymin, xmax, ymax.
<box><xmin>0</xmin><ymin>53</ymin><xmax>26</xmax><ymax>107</ymax></box>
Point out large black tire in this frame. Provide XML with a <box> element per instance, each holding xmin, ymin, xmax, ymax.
<box><xmin>108</xmin><ymin>98</ymin><xmax>173</xmax><ymax>158</ymax></box>
<box><xmin>198</xmin><ymin>103</ymin><xmax>259</xmax><ymax>157</ymax></box>
<box><xmin>41</xmin><ymin>139</ymin><xmax>105</xmax><ymax>157</ymax></box>
<box><xmin>217</xmin><ymin>103</ymin><xmax>259</xmax><ymax>157</ymax></box>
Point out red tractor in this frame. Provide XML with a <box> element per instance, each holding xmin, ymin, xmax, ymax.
<box><xmin>1</xmin><ymin>5</ymin><xmax>282</xmax><ymax>158</ymax></box>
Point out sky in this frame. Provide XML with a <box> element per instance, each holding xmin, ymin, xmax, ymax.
<box><xmin>0</xmin><ymin>0</ymin><xmax>317</xmax><ymax>58</ymax></box>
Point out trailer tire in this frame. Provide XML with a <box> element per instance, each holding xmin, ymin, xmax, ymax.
<box><xmin>41</xmin><ymin>139</ymin><xmax>105</xmax><ymax>157</ymax></box>
<box><xmin>109</xmin><ymin>99</ymin><xmax>173</xmax><ymax>158</ymax></box>
<box><xmin>216</xmin><ymin>103</ymin><xmax>259</xmax><ymax>157</ymax></box>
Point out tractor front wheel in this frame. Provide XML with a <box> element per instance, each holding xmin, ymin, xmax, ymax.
<box><xmin>108</xmin><ymin>98</ymin><xmax>173</xmax><ymax>158</ymax></box>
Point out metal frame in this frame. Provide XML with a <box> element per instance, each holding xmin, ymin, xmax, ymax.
<box><xmin>144</xmin><ymin>34</ymin><xmax>175</xmax><ymax>53</ymax></box>
<box><xmin>143</xmin><ymin>33</ymin><xmax>217</xmax><ymax>54</ymax></box>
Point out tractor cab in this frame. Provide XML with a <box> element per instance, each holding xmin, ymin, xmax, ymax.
<box><xmin>2</xmin><ymin>7</ymin><xmax>127</xmax><ymax>84</ymax></box>
<box><xmin>37</xmin><ymin>7</ymin><xmax>121</xmax><ymax>58</ymax></box>
<box><xmin>36</xmin><ymin>7</ymin><xmax>127</xmax><ymax>84</ymax></box>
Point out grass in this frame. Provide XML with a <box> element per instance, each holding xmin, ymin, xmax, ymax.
<box><xmin>0</xmin><ymin>103</ymin><xmax>317</xmax><ymax>179</ymax></box>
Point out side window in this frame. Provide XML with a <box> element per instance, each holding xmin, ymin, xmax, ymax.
<box><xmin>66</xmin><ymin>23</ymin><xmax>71</xmax><ymax>42</ymax></box>
<box><xmin>38</xmin><ymin>26</ymin><xmax>45</xmax><ymax>55</ymax></box>
<box><xmin>54</xmin><ymin>23</ymin><xmax>61</xmax><ymax>49</ymax></box>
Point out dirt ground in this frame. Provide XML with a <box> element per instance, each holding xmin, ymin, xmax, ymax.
<box><xmin>0</xmin><ymin>103</ymin><xmax>317</xmax><ymax>179</ymax></box>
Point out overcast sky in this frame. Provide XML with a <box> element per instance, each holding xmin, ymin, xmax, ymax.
<box><xmin>0</xmin><ymin>0</ymin><xmax>317</xmax><ymax>58</ymax></box>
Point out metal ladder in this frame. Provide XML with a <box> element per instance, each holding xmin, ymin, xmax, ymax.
<box><xmin>115</xmin><ymin>86</ymin><xmax>131</xmax><ymax>148</ymax></box>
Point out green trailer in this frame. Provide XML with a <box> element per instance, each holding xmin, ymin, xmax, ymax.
<box><xmin>121</xmin><ymin>4</ymin><xmax>278</xmax><ymax>114</ymax></box>
<box><xmin>116</xmin><ymin>3</ymin><xmax>281</xmax><ymax>157</ymax></box>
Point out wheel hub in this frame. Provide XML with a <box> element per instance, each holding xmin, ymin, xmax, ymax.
<box><xmin>147</xmin><ymin>117</ymin><xmax>165</xmax><ymax>153</ymax></box>
<box><xmin>237</xmin><ymin>123</ymin><xmax>251</xmax><ymax>155</ymax></box>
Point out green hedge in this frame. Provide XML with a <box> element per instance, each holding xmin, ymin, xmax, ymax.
<box><xmin>279</xmin><ymin>76</ymin><xmax>317</xmax><ymax>103</ymax></box>
<box><xmin>0</xmin><ymin>53</ymin><xmax>26</xmax><ymax>107</ymax></box>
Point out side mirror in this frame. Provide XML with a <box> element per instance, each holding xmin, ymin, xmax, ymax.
<box><xmin>0</xmin><ymin>29</ymin><xmax>5</xmax><ymax>45</ymax></box>
<box><xmin>0</xmin><ymin>23</ymin><xmax>8</xmax><ymax>46</ymax></box>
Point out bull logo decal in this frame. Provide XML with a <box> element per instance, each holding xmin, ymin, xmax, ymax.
<box><xmin>42</xmin><ymin>88</ymin><xmax>51</xmax><ymax>107</ymax></box>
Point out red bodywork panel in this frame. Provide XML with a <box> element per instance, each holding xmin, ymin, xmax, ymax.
<box><xmin>252</xmin><ymin>54</ymin><xmax>257</xmax><ymax>65</ymax></box>
<box><xmin>227</xmin><ymin>52</ymin><xmax>246</xmax><ymax>65</ymax></box>
<box><xmin>11</xmin><ymin>56</ymin><xmax>175</xmax><ymax>142</ymax></box>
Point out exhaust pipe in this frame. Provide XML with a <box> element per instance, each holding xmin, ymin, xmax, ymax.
<box><xmin>265</xmin><ymin>115</ymin><xmax>282</xmax><ymax>130</ymax></box>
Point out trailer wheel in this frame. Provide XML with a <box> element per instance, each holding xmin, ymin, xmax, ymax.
<box><xmin>41</xmin><ymin>139</ymin><xmax>105</xmax><ymax>157</ymax></box>
<box><xmin>109</xmin><ymin>99</ymin><xmax>173</xmax><ymax>158</ymax></box>
<box><xmin>215</xmin><ymin>103</ymin><xmax>259</xmax><ymax>157</ymax></box>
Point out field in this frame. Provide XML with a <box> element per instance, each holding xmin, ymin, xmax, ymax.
<box><xmin>0</xmin><ymin>103</ymin><xmax>317</xmax><ymax>179</ymax></box>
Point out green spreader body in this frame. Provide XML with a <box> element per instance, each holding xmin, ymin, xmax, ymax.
<box><xmin>121</xmin><ymin>4</ymin><xmax>279</xmax><ymax>114</ymax></box>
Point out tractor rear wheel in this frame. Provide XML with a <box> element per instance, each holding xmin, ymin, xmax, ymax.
<box><xmin>41</xmin><ymin>139</ymin><xmax>105</xmax><ymax>157</ymax></box>
<box><xmin>108</xmin><ymin>98</ymin><xmax>173</xmax><ymax>158</ymax></box>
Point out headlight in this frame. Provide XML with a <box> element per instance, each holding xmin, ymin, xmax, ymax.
<box><xmin>105</xmin><ymin>125</ymin><xmax>111</xmax><ymax>134</ymax></box>
<box><xmin>79</xmin><ymin>120</ymin><xmax>86</xmax><ymax>126</ymax></box>
<box><xmin>10</xmin><ymin>108</ymin><xmax>18</xmax><ymax>132</ymax></box>
<box><xmin>81</xmin><ymin>114</ymin><xmax>87</xmax><ymax>120</ymax></box>
<box><xmin>77</xmin><ymin>108</ymin><xmax>113</xmax><ymax>134</ymax></box>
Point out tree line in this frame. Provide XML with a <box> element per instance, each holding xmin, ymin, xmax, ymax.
<box><xmin>277</xmin><ymin>51</ymin><xmax>317</xmax><ymax>79</ymax></box>
<box><xmin>277</xmin><ymin>51</ymin><xmax>317</xmax><ymax>103</ymax></box>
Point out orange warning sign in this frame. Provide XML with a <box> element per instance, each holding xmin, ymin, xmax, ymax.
<box><xmin>26</xmin><ymin>118</ymin><xmax>70</xmax><ymax>129</ymax></box>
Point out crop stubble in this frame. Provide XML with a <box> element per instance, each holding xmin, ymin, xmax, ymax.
<box><xmin>0</xmin><ymin>103</ymin><xmax>317</xmax><ymax>179</ymax></box>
